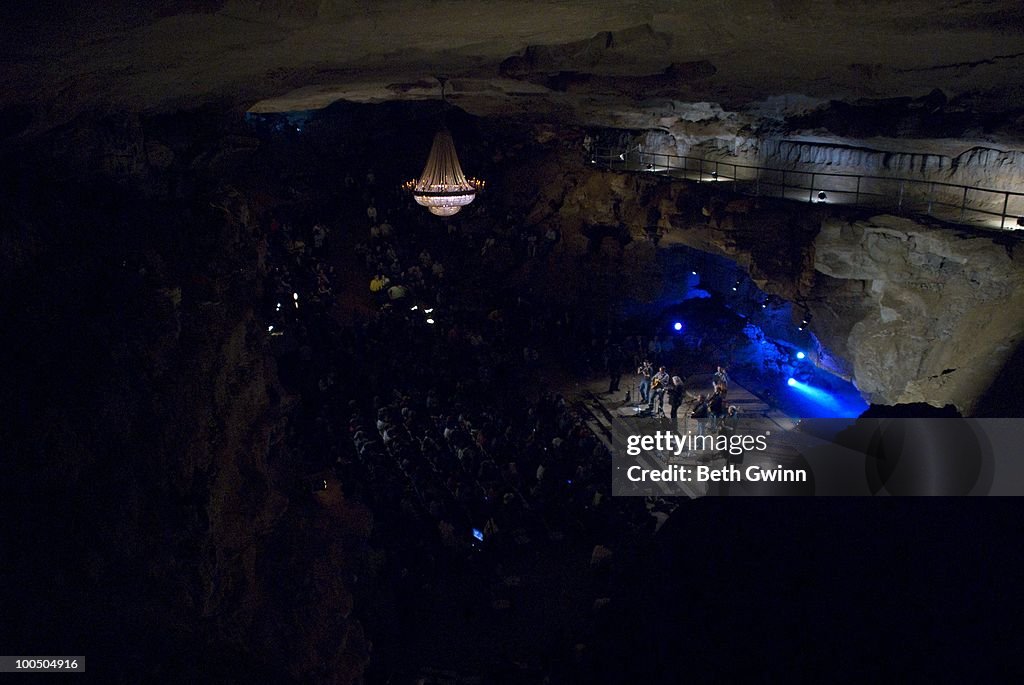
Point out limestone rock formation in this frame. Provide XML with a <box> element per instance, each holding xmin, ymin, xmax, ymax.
<box><xmin>812</xmin><ymin>215</ymin><xmax>1024</xmax><ymax>411</ymax></box>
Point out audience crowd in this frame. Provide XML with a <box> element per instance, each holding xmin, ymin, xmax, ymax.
<box><xmin>258</xmin><ymin>180</ymin><xmax>671</xmax><ymax>681</ymax></box>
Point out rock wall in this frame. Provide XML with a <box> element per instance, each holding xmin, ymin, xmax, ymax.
<box><xmin>621</xmin><ymin>92</ymin><xmax>1024</xmax><ymax>216</ymax></box>
<box><xmin>0</xmin><ymin>112</ymin><xmax>368</xmax><ymax>683</ymax></box>
<box><xmin>812</xmin><ymin>215</ymin><xmax>1024</xmax><ymax>411</ymax></box>
<box><xmin>519</xmin><ymin>148</ymin><xmax>1024</xmax><ymax>413</ymax></box>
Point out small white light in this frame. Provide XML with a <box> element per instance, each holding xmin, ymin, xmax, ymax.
<box><xmin>424</xmin><ymin>308</ymin><xmax>434</xmax><ymax>313</ymax></box>
<box><xmin>410</xmin><ymin>305</ymin><xmax>419</xmax><ymax>311</ymax></box>
<box><xmin>426</xmin><ymin>318</ymin><xmax>435</xmax><ymax>324</ymax></box>
<box><xmin>268</xmin><ymin>325</ymin><xmax>274</xmax><ymax>332</ymax></box>
<box><xmin>275</xmin><ymin>303</ymin><xmax>281</xmax><ymax>311</ymax></box>
<box><xmin>293</xmin><ymin>292</ymin><xmax>299</xmax><ymax>300</ymax></box>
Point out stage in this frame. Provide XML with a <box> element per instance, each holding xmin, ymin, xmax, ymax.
<box><xmin>562</xmin><ymin>373</ymin><xmax>820</xmax><ymax>498</ymax></box>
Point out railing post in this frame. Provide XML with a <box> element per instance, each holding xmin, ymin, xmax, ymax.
<box><xmin>809</xmin><ymin>173</ymin><xmax>816</xmax><ymax>203</ymax></box>
<box><xmin>734</xmin><ymin>163</ymin><xmax>738</xmax><ymax>184</ymax></box>
<box><xmin>1001</xmin><ymin>192</ymin><xmax>1009</xmax><ymax>229</ymax></box>
<box><xmin>927</xmin><ymin>182</ymin><xmax>934</xmax><ymax>216</ymax></box>
<box><xmin>698</xmin><ymin>158</ymin><xmax>703</xmax><ymax>183</ymax></box>
<box><xmin>855</xmin><ymin>176</ymin><xmax>861</xmax><ymax>205</ymax></box>
<box><xmin>960</xmin><ymin>186</ymin><xmax>968</xmax><ymax>222</ymax></box>
<box><xmin>897</xmin><ymin>180</ymin><xmax>905</xmax><ymax>213</ymax></box>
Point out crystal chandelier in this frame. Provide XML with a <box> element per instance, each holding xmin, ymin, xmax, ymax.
<box><xmin>405</xmin><ymin>78</ymin><xmax>484</xmax><ymax>217</ymax></box>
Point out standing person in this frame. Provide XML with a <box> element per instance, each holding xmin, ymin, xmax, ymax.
<box><xmin>708</xmin><ymin>385</ymin><xmax>726</xmax><ymax>433</ymax></box>
<box><xmin>668</xmin><ymin>376</ymin><xmax>685</xmax><ymax>420</ymax></box>
<box><xmin>649</xmin><ymin>366</ymin><xmax>670</xmax><ymax>416</ymax></box>
<box><xmin>637</xmin><ymin>360</ymin><xmax>653</xmax><ymax>405</ymax></box>
<box><xmin>713</xmin><ymin>365</ymin><xmax>731</xmax><ymax>389</ymax></box>
<box><xmin>690</xmin><ymin>394</ymin><xmax>709</xmax><ymax>435</ymax></box>
<box><xmin>607</xmin><ymin>345</ymin><xmax>623</xmax><ymax>394</ymax></box>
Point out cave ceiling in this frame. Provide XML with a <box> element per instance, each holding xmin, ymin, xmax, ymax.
<box><xmin>3</xmin><ymin>0</ymin><xmax>1024</xmax><ymax>146</ymax></box>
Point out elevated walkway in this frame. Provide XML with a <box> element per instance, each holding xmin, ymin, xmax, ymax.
<box><xmin>591</xmin><ymin>146</ymin><xmax>1024</xmax><ymax>232</ymax></box>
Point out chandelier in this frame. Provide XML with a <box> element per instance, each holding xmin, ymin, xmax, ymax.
<box><xmin>405</xmin><ymin>78</ymin><xmax>484</xmax><ymax>217</ymax></box>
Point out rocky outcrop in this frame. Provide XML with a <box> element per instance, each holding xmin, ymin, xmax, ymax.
<box><xmin>811</xmin><ymin>215</ymin><xmax>1024</xmax><ymax>411</ymax></box>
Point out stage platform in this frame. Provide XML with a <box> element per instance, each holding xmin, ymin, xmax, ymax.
<box><xmin>562</xmin><ymin>373</ymin><xmax>812</xmax><ymax>498</ymax></box>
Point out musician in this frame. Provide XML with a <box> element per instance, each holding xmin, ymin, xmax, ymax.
<box><xmin>649</xmin><ymin>366</ymin><xmax>670</xmax><ymax>415</ymax></box>
<box><xmin>713</xmin><ymin>365</ymin><xmax>731</xmax><ymax>389</ymax></box>
<box><xmin>708</xmin><ymin>385</ymin><xmax>727</xmax><ymax>433</ymax></box>
<box><xmin>667</xmin><ymin>376</ymin><xmax>685</xmax><ymax>420</ymax></box>
<box><xmin>637</xmin><ymin>360</ymin><xmax>653</xmax><ymax>404</ymax></box>
<box><xmin>690</xmin><ymin>393</ymin><xmax>709</xmax><ymax>435</ymax></box>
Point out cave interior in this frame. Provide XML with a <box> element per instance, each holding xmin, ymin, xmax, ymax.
<box><xmin>3</xmin><ymin>1</ymin><xmax>1024</xmax><ymax>682</ymax></box>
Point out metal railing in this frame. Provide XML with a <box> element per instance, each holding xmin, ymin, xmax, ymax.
<box><xmin>589</xmin><ymin>146</ymin><xmax>1024</xmax><ymax>230</ymax></box>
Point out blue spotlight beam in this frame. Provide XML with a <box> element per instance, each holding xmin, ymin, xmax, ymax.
<box><xmin>787</xmin><ymin>378</ymin><xmax>843</xmax><ymax>413</ymax></box>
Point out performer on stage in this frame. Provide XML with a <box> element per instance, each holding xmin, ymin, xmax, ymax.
<box><xmin>708</xmin><ymin>384</ymin><xmax>727</xmax><ymax>433</ymax></box>
<box><xmin>713</xmin><ymin>365</ymin><xmax>731</xmax><ymax>389</ymax></box>
<box><xmin>668</xmin><ymin>376</ymin><xmax>685</xmax><ymax>420</ymax></box>
<box><xmin>649</xmin><ymin>366</ymin><xmax>670</xmax><ymax>415</ymax></box>
<box><xmin>637</xmin><ymin>360</ymin><xmax>653</xmax><ymax>404</ymax></box>
<box><xmin>690</xmin><ymin>393</ymin><xmax>709</xmax><ymax>434</ymax></box>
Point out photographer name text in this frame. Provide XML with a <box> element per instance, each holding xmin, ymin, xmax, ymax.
<box><xmin>626</xmin><ymin>464</ymin><xmax>807</xmax><ymax>483</ymax></box>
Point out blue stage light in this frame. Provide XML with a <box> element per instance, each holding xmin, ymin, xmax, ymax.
<box><xmin>786</xmin><ymin>377</ymin><xmax>849</xmax><ymax>415</ymax></box>
<box><xmin>796</xmin><ymin>351</ymin><xmax>806</xmax><ymax>360</ymax></box>
<box><xmin>673</xmin><ymin>322</ymin><xmax>683</xmax><ymax>331</ymax></box>
<box><xmin>784</xmin><ymin>368</ymin><xmax>869</xmax><ymax>418</ymax></box>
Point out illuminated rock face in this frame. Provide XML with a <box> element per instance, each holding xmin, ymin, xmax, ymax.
<box><xmin>812</xmin><ymin>215</ymin><xmax>1024</xmax><ymax>411</ymax></box>
<box><xmin>532</xmin><ymin>154</ymin><xmax>1024</xmax><ymax>413</ymax></box>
